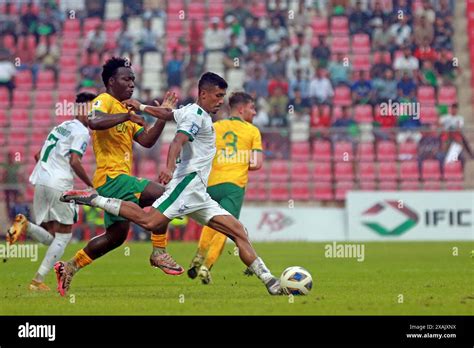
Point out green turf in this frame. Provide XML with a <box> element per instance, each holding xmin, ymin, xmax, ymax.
<box><xmin>0</xmin><ymin>241</ymin><xmax>473</xmax><ymax>315</ymax></box>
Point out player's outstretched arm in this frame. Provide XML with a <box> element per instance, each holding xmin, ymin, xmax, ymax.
<box><xmin>70</xmin><ymin>152</ymin><xmax>94</xmax><ymax>188</ymax></box>
<box><xmin>158</xmin><ymin>132</ymin><xmax>188</xmax><ymax>184</ymax></box>
<box><xmin>88</xmin><ymin>110</ymin><xmax>143</xmax><ymax>130</ymax></box>
<box><xmin>123</xmin><ymin>92</ymin><xmax>177</xmax><ymax>122</ymax></box>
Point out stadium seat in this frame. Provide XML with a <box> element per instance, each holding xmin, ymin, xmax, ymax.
<box><xmin>437</xmin><ymin>86</ymin><xmax>457</xmax><ymax>105</ymax></box>
<box><xmin>312</xmin><ymin>140</ymin><xmax>332</xmax><ymax>161</ymax></box>
<box><xmin>188</xmin><ymin>2</ymin><xmax>207</xmax><ymax>19</ymax></box>
<box><xmin>417</xmin><ymin>86</ymin><xmax>436</xmax><ymax>105</ymax></box>
<box><xmin>59</xmin><ymin>56</ymin><xmax>78</xmax><ymax>73</ymax></box>
<box><xmin>330</xmin><ymin>16</ymin><xmax>349</xmax><ymax>35</ymax></box>
<box><xmin>2</xmin><ymin>34</ymin><xmax>15</xmax><ymax>51</ymax></box>
<box><xmin>13</xmin><ymin>91</ymin><xmax>31</xmax><ymax>108</ymax></box>
<box><xmin>291</xmin><ymin>182</ymin><xmax>311</xmax><ymax>201</ymax></box>
<box><xmin>291</xmin><ymin>162</ymin><xmax>310</xmax><ymax>182</ymax></box>
<box><xmin>333</xmin><ymin>86</ymin><xmax>352</xmax><ymax>106</ymax></box>
<box><xmin>421</xmin><ymin>160</ymin><xmax>441</xmax><ymax>180</ymax></box>
<box><xmin>15</xmin><ymin>70</ymin><xmax>33</xmax><ymax>91</ymax></box>
<box><xmin>330</xmin><ymin>36</ymin><xmax>350</xmax><ymax>53</ymax></box>
<box><xmin>58</xmin><ymin>73</ymin><xmax>77</xmax><ymax>91</ymax></box>
<box><xmin>378</xmin><ymin>162</ymin><xmax>397</xmax><ymax>180</ymax></box>
<box><xmin>104</xmin><ymin>19</ymin><xmax>123</xmax><ymax>33</ymax></box>
<box><xmin>248</xmin><ymin>166</ymin><xmax>267</xmax><ymax>182</ymax></box>
<box><xmin>37</xmin><ymin>70</ymin><xmax>56</xmax><ymax>90</ymax></box>
<box><xmin>378</xmin><ymin>180</ymin><xmax>398</xmax><ymax>191</ymax></box>
<box><xmin>334</xmin><ymin>181</ymin><xmax>353</xmax><ymax>200</ymax></box>
<box><xmin>398</xmin><ymin>141</ymin><xmax>418</xmax><ymax>161</ymax></box>
<box><xmin>0</xmin><ymin>109</ymin><xmax>8</xmax><ymax>126</ymax></box>
<box><xmin>34</xmin><ymin>91</ymin><xmax>54</xmax><ymax>108</ymax></box>
<box><xmin>351</xmin><ymin>54</ymin><xmax>371</xmax><ymax>71</ymax></box>
<box><xmin>399</xmin><ymin>161</ymin><xmax>419</xmax><ymax>180</ymax></box>
<box><xmin>269</xmin><ymin>161</ymin><xmax>289</xmax><ymax>182</ymax></box>
<box><xmin>400</xmin><ymin>180</ymin><xmax>420</xmax><ymax>190</ymax></box>
<box><xmin>313</xmin><ymin>181</ymin><xmax>333</xmax><ymax>201</ymax></box>
<box><xmin>334</xmin><ymin>141</ymin><xmax>353</xmax><ymax>161</ymax></box>
<box><xmin>358</xmin><ymin>162</ymin><xmax>376</xmax><ymax>180</ymax></box>
<box><xmin>354</xmin><ymin>104</ymin><xmax>373</xmax><ymax>123</ymax></box>
<box><xmin>291</xmin><ymin>142</ymin><xmax>311</xmax><ymax>161</ymax></box>
<box><xmin>373</xmin><ymin>51</ymin><xmax>391</xmax><ymax>65</ymax></box>
<box><xmin>63</xmin><ymin>19</ymin><xmax>81</xmax><ymax>33</ymax></box>
<box><xmin>423</xmin><ymin>181</ymin><xmax>442</xmax><ymax>190</ymax></box>
<box><xmin>84</xmin><ymin>17</ymin><xmax>103</xmax><ymax>33</ymax></box>
<box><xmin>11</xmin><ymin>109</ymin><xmax>30</xmax><ymax>127</ymax></box>
<box><xmin>443</xmin><ymin>161</ymin><xmax>463</xmax><ymax>181</ymax></box>
<box><xmin>9</xmin><ymin>128</ymin><xmax>29</xmax><ymax>145</ymax></box>
<box><xmin>57</xmin><ymin>91</ymin><xmax>76</xmax><ymax>104</ymax></box>
<box><xmin>269</xmin><ymin>183</ymin><xmax>290</xmax><ymax>201</ymax></box>
<box><xmin>419</xmin><ymin>105</ymin><xmax>438</xmax><ymax>125</ymax></box>
<box><xmin>445</xmin><ymin>181</ymin><xmax>464</xmax><ymax>191</ymax></box>
<box><xmin>246</xmin><ymin>182</ymin><xmax>267</xmax><ymax>201</ymax></box>
<box><xmin>313</xmin><ymin>162</ymin><xmax>332</xmax><ymax>181</ymax></box>
<box><xmin>334</xmin><ymin>162</ymin><xmax>354</xmax><ymax>180</ymax></box>
<box><xmin>376</xmin><ymin>141</ymin><xmax>396</xmax><ymax>161</ymax></box>
<box><xmin>357</xmin><ymin>142</ymin><xmax>375</xmax><ymax>161</ymax></box>
<box><xmin>312</xmin><ymin>17</ymin><xmax>328</xmax><ymax>36</ymax></box>
<box><xmin>359</xmin><ymin>180</ymin><xmax>376</xmax><ymax>190</ymax></box>
<box><xmin>352</xmin><ymin>34</ymin><xmax>371</xmax><ymax>54</ymax></box>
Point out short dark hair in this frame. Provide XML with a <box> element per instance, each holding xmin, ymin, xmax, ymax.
<box><xmin>102</xmin><ymin>57</ymin><xmax>131</xmax><ymax>87</ymax></box>
<box><xmin>75</xmin><ymin>92</ymin><xmax>97</xmax><ymax>103</ymax></box>
<box><xmin>229</xmin><ymin>92</ymin><xmax>254</xmax><ymax>109</ymax></box>
<box><xmin>198</xmin><ymin>72</ymin><xmax>228</xmax><ymax>93</ymax></box>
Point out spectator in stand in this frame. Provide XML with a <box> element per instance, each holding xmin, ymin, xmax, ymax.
<box><xmin>351</xmin><ymin>70</ymin><xmax>374</xmax><ymax>105</ymax></box>
<box><xmin>116</xmin><ymin>20</ymin><xmax>135</xmax><ymax>57</ymax></box>
<box><xmin>166</xmin><ymin>48</ymin><xmax>183</xmax><ymax>88</ymax></box>
<box><xmin>413</xmin><ymin>37</ymin><xmax>438</xmax><ymax>64</ymax></box>
<box><xmin>204</xmin><ymin>17</ymin><xmax>227</xmax><ymax>56</ymax></box>
<box><xmin>286</xmin><ymin>47</ymin><xmax>313</xmax><ymax>81</ymax></box>
<box><xmin>0</xmin><ymin>50</ymin><xmax>16</xmax><ymax>107</ymax></box>
<box><xmin>0</xmin><ymin>3</ymin><xmax>18</xmax><ymax>42</ymax></box>
<box><xmin>266</xmin><ymin>49</ymin><xmax>287</xmax><ymax>78</ymax></box>
<box><xmin>373</xmin><ymin>106</ymin><xmax>397</xmax><ymax>141</ymax></box>
<box><xmin>223</xmin><ymin>34</ymin><xmax>246</xmax><ymax>70</ymax></box>
<box><xmin>389</xmin><ymin>16</ymin><xmax>412</xmax><ymax>49</ymax></box>
<box><xmin>269</xmin><ymin>0</ymin><xmax>288</xmax><ymax>27</ymax></box>
<box><xmin>224</xmin><ymin>15</ymin><xmax>246</xmax><ymax>49</ymax></box>
<box><xmin>84</xmin><ymin>23</ymin><xmax>106</xmax><ymax>62</ymax></box>
<box><xmin>265</xmin><ymin>17</ymin><xmax>288</xmax><ymax>47</ymax></box>
<box><xmin>224</xmin><ymin>0</ymin><xmax>252</xmax><ymax>24</ymax></box>
<box><xmin>244</xmin><ymin>66</ymin><xmax>269</xmax><ymax>99</ymax></box>
<box><xmin>433</xmin><ymin>17</ymin><xmax>453</xmax><ymax>50</ymax></box>
<box><xmin>372</xmin><ymin>20</ymin><xmax>393</xmax><ymax>52</ymax></box>
<box><xmin>349</xmin><ymin>0</ymin><xmax>371</xmax><ymax>35</ymax></box>
<box><xmin>268</xmin><ymin>86</ymin><xmax>289</xmax><ymax>127</ymax></box>
<box><xmin>369</xmin><ymin>1</ymin><xmax>388</xmax><ymax>27</ymax></box>
<box><xmin>436</xmin><ymin>0</ymin><xmax>453</xmax><ymax>20</ymax></box>
<box><xmin>415</xmin><ymin>0</ymin><xmax>436</xmax><ymax>24</ymax></box>
<box><xmin>331</xmin><ymin>0</ymin><xmax>348</xmax><ymax>16</ymax></box>
<box><xmin>417</xmin><ymin>124</ymin><xmax>444</xmax><ymax>174</ymax></box>
<box><xmin>8</xmin><ymin>192</ymin><xmax>30</xmax><ymax>223</ymax></box>
<box><xmin>288</xmin><ymin>69</ymin><xmax>310</xmax><ymax>100</ymax></box>
<box><xmin>393</xmin><ymin>46</ymin><xmax>419</xmax><ymax>78</ymax></box>
<box><xmin>328</xmin><ymin>52</ymin><xmax>352</xmax><ymax>86</ymax></box>
<box><xmin>397</xmin><ymin>72</ymin><xmax>417</xmax><ymax>102</ymax></box>
<box><xmin>312</xmin><ymin>35</ymin><xmax>331</xmax><ymax>68</ymax></box>
<box><xmin>36</xmin><ymin>4</ymin><xmax>60</xmax><ymax>42</ymax></box>
<box><xmin>16</xmin><ymin>35</ymin><xmax>37</xmax><ymax>86</ymax></box>
<box><xmin>392</xmin><ymin>0</ymin><xmax>412</xmax><ymax>21</ymax></box>
<box><xmin>293</xmin><ymin>0</ymin><xmax>312</xmax><ymax>33</ymax></box>
<box><xmin>373</xmin><ymin>68</ymin><xmax>398</xmax><ymax>104</ymax></box>
<box><xmin>331</xmin><ymin>106</ymin><xmax>359</xmax><ymax>143</ymax></box>
<box><xmin>309</xmin><ymin>68</ymin><xmax>334</xmax><ymax>105</ymax></box>
<box><xmin>397</xmin><ymin>115</ymin><xmax>422</xmax><ymax>144</ymax></box>
<box><xmin>414</xmin><ymin>15</ymin><xmax>434</xmax><ymax>47</ymax></box>
<box><xmin>268</xmin><ymin>73</ymin><xmax>289</xmax><ymax>97</ymax></box>
<box><xmin>245</xmin><ymin>51</ymin><xmax>267</xmax><ymax>82</ymax></box>
<box><xmin>419</xmin><ymin>60</ymin><xmax>438</xmax><ymax>89</ymax></box>
<box><xmin>439</xmin><ymin>103</ymin><xmax>463</xmax><ymax>131</ymax></box>
<box><xmin>291</xmin><ymin>32</ymin><xmax>312</xmax><ymax>61</ymax></box>
<box><xmin>35</xmin><ymin>35</ymin><xmax>60</xmax><ymax>84</ymax></box>
<box><xmin>137</xmin><ymin>19</ymin><xmax>161</xmax><ymax>64</ymax></box>
<box><xmin>251</xmin><ymin>92</ymin><xmax>270</xmax><ymax>128</ymax></box>
<box><xmin>434</xmin><ymin>48</ymin><xmax>457</xmax><ymax>82</ymax></box>
<box><xmin>311</xmin><ymin>104</ymin><xmax>332</xmax><ymax>140</ymax></box>
<box><xmin>20</xmin><ymin>3</ymin><xmax>39</xmax><ymax>42</ymax></box>
<box><xmin>288</xmin><ymin>87</ymin><xmax>311</xmax><ymax>121</ymax></box>
<box><xmin>245</xmin><ymin>16</ymin><xmax>266</xmax><ymax>47</ymax></box>
<box><xmin>371</xmin><ymin>48</ymin><xmax>392</xmax><ymax>78</ymax></box>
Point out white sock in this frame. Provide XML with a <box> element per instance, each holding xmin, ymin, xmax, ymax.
<box><xmin>27</xmin><ymin>222</ymin><xmax>54</xmax><ymax>245</ymax></box>
<box><xmin>249</xmin><ymin>257</ymin><xmax>274</xmax><ymax>284</ymax></box>
<box><xmin>36</xmin><ymin>233</ymin><xmax>72</xmax><ymax>281</ymax></box>
<box><xmin>92</xmin><ymin>196</ymin><xmax>122</xmax><ymax>216</ymax></box>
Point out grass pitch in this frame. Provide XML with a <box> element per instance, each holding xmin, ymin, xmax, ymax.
<box><xmin>0</xmin><ymin>241</ymin><xmax>472</xmax><ymax>315</ymax></box>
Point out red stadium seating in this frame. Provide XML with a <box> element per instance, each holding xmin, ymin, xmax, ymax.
<box><xmin>333</xmin><ymin>86</ymin><xmax>352</xmax><ymax>106</ymax></box>
<box><xmin>34</xmin><ymin>91</ymin><xmax>54</xmax><ymax>108</ymax></box>
<box><xmin>334</xmin><ymin>162</ymin><xmax>354</xmax><ymax>180</ymax></box>
<box><xmin>291</xmin><ymin>162</ymin><xmax>310</xmax><ymax>182</ymax></box>
<box><xmin>313</xmin><ymin>181</ymin><xmax>333</xmax><ymax>201</ymax></box>
<box><xmin>352</xmin><ymin>54</ymin><xmax>371</xmax><ymax>71</ymax></box>
<box><xmin>398</xmin><ymin>141</ymin><xmax>418</xmax><ymax>160</ymax></box>
<box><xmin>420</xmin><ymin>105</ymin><xmax>438</xmax><ymax>124</ymax></box>
<box><xmin>378</xmin><ymin>180</ymin><xmax>398</xmax><ymax>190</ymax></box>
<box><xmin>357</xmin><ymin>142</ymin><xmax>375</xmax><ymax>161</ymax></box>
<box><xmin>423</xmin><ymin>181</ymin><xmax>442</xmax><ymax>190</ymax></box>
<box><xmin>359</xmin><ymin>180</ymin><xmax>376</xmax><ymax>190</ymax></box>
<box><xmin>331</xmin><ymin>36</ymin><xmax>350</xmax><ymax>53</ymax></box>
<box><xmin>84</xmin><ymin>17</ymin><xmax>103</xmax><ymax>33</ymax></box>
<box><xmin>246</xmin><ymin>182</ymin><xmax>267</xmax><ymax>201</ymax></box>
<box><xmin>378</xmin><ymin>162</ymin><xmax>397</xmax><ymax>180</ymax></box>
<box><xmin>312</xmin><ymin>17</ymin><xmax>329</xmax><ymax>36</ymax></box>
<box><xmin>13</xmin><ymin>91</ymin><xmax>31</xmax><ymax>108</ymax></box>
<box><xmin>37</xmin><ymin>70</ymin><xmax>56</xmax><ymax>90</ymax></box>
<box><xmin>354</xmin><ymin>104</ymin><xmax>373</xmax><ymax>123</ymax></box>
<box><xmin>269</xmin><ymin>183</ymin><xmax>290</xmax><ymax>201</ymax></box>
<box><xmin>437</xmin><ymin>86</ymin><xmax>457</xmax><ymax>105</ymax></box>
<box><xmin>313</xmin><ymin>162</ymin><xmax>332</xmax><ymax>181</ymax></box>
<box><xmin>334</xmin><ymin>141</ymin><xmax>353</xmax><ymax>161</ymax></box>
<box><xmin>421</xmin><ymin>160</ymin><xmax>441</xmax><ymax>180</ymax></box>
<box><xmin>0</xmin><ymin>109</ymin><xmax>8</xmax><ymax>127</ymax></box>
<box><xmin>376</xmin><ymin>141</ymin><xmax>396</xmax><ymax>161</ymax></box>
<box><xmin>443</xmin><ymin>161</ymin><xmax>463</xmax><ymax>181</ymax></box>
<box><xmin>417</xmin><ymin>86</ymin><xmax>436</xmax><ymax>105</ymax></box>
<box><xmin>334</xmin><ymin>181</ymin><xmax>353</xmax><ymax>200</ymax></box>
<box><xmin>330</xmin><ymin>16</ymin><xmax>349</xmax><ymax>35</ymax></box>
<box><xmin>291</xmin><ymin>142</ymin><xmax>310</xmax><ymax>161</ymax></box>
<box><xmin>15</xmin><ymin>70</ymin><xmax>33</xmax><ymax>91</ymax></box>
<box><xmin>269</xmin><ymin>161</ymin><xmax>289</xmax><ymax>182</ymax></box>
<box><xmin>400</xmin><ymin>180</ymin><xmax>420</xmax><ymax>190</ymax></box>
<box><xmin>312</xmin><ymin>140</ymin><xmax>332</xmax><ymax>161</ymax></box>
<box><xmin>358</xmin><ymin>162</ymin><xmax>376</xmax><ymax>180</ymax></box>
<box><xmin>291</xmin><ymin>182</ymin><xmax>311</xmax><ymax>201</ymax></box>
<box><xmin>352</xmin><ymin>34</ymin><xmax>371</xmax><ymax>54</ymax></box>
<box><xmin>399</xmin><ymin>161</ymin><xmax>419</xmax><ymax>180</ymax></box>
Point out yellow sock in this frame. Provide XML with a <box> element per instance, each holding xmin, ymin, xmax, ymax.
<box><xmin>204</xmin><ymin>232</ymin><xmax>227</xmax><ymax>269</ymax></box>
<box><xmin>73</xmin><ymin>249</ymin><xmax>93</xmax><ymax>269</ymax></box>
<box><xmin>198</xmin><ymin>226</ymin><xmax>217</xmax><ymax>256</ymax></box>
<box><xmin>151</xmin><ymin>233</ymin><xmax>167</xmax><ymax>248</ymax></box>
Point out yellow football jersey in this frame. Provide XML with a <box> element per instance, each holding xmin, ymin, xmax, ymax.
<box><xmin>207</xmin><ymin>117</ymin><xmax>263</xmax><ymax>188</ymax></box>
<box><xmin>89</xmin><ymin>93</ymin><xmax>144</xmax><ymax>188</ymax></box>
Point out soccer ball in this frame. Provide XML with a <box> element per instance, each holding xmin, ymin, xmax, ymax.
<box><xmin>280</xmin><ymin>266</ymin><xmax>313</xmax><ymax>295</ymax></box>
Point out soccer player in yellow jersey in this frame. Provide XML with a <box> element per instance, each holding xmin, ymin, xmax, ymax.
<box><xmin>186</xmin><ymin>92</ymin><xmax>263</xmax><ymax>284</ymax></box>
<box><xmin>54</xmin><ymin>58</ymin><xmax>183</xmax><ymax>293</ymax></box>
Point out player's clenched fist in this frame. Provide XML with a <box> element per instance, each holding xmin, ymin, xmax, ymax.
<box><xmin>158</xmin><ymin>168</ymin><xmax>174</xmax><ymax>185</ymax></box>
<box><xmin>123</xmin><ymin>98</ymin><xmax>141</xmax><ymax>110</ymax></box>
